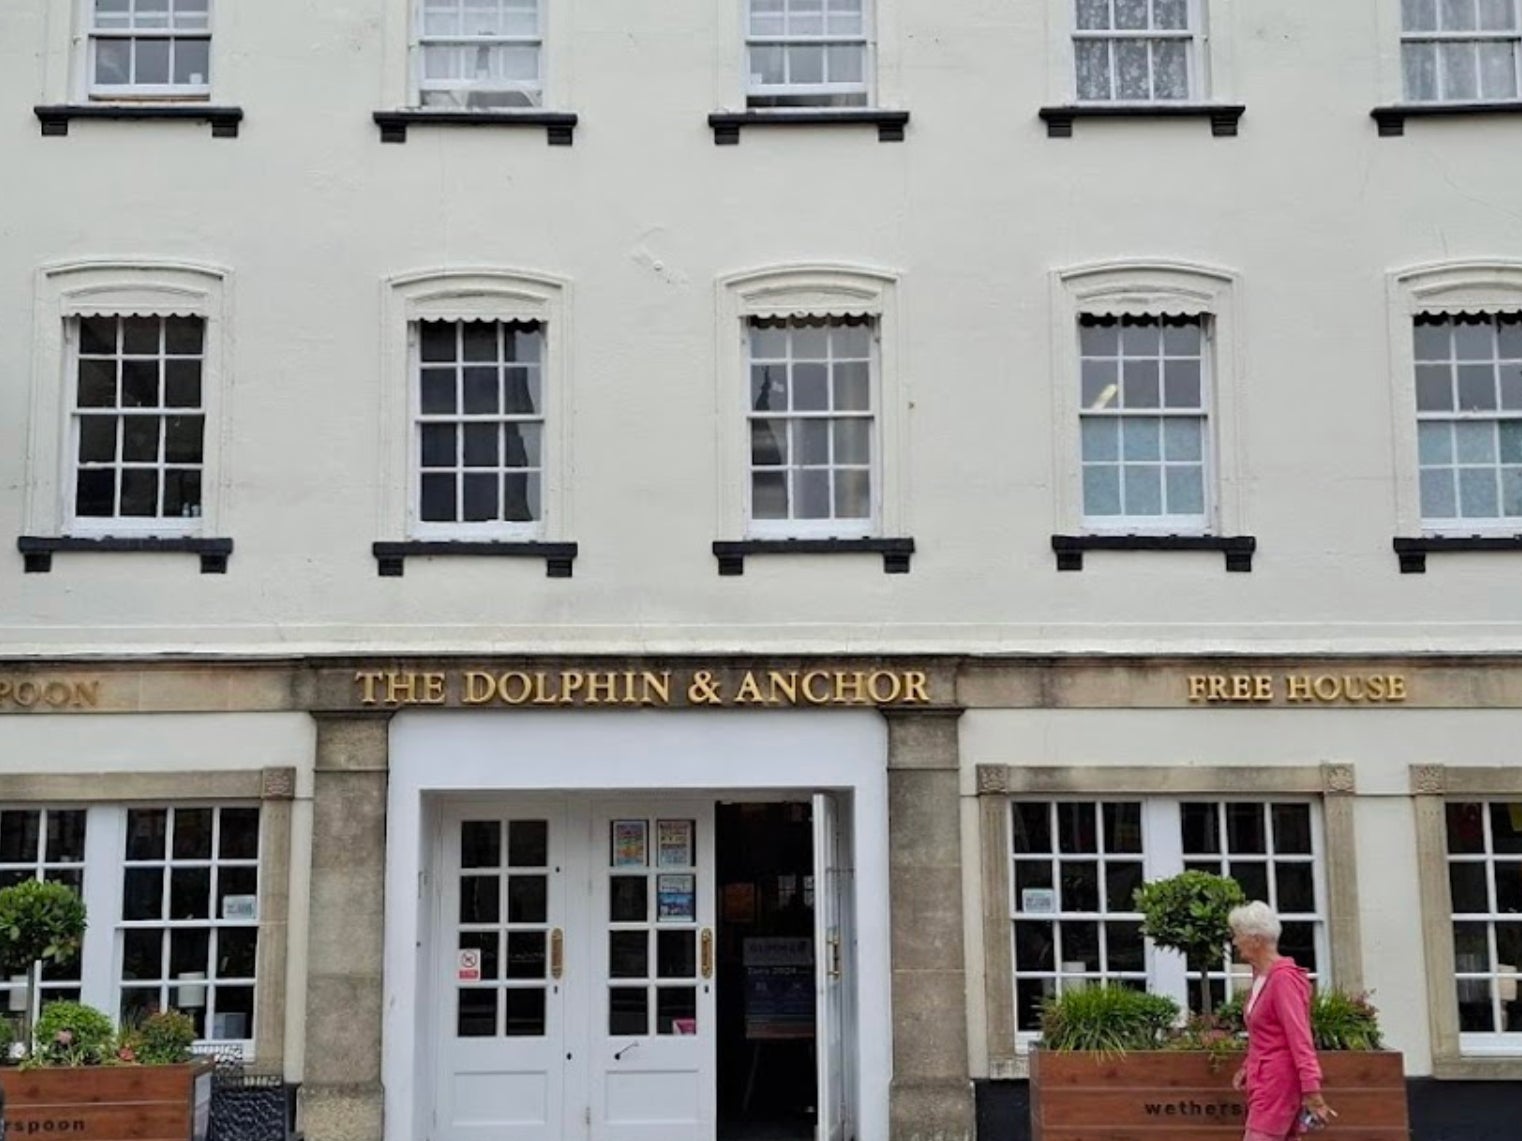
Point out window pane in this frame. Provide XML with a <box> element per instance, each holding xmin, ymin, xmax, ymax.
<box><xmin>173</xmin><ymin>809</ymin><xmax>213</xmax><ymax>859</ymax></box>
<box><xmin>1448</xmin><ymin>862</ymin><xmax>1490</xmax><ymax>913</ymax></box>
<box><xmin>76</xmin><ymin>470</ymin><xmax>116</xmax><ymax>517</ymax></box>
<box><xmin>1479</xmin><ymin>40</ymin><xmax>1519</xmax><ymax>98</ymax></box>
<box><xmin>1122</xmin><ymin>360</ymin><xmax>1160</xmax><ymax>408</ymax></box>
<box><xmin>1275</xmin><ymin>863</ymin><xmax>1316</xmax><ymax>913</ymax></box>
<box><xmin>1493</xmin><ymin>802</ymin><xmax>1522</xmax><ymax>853</ymax></box>
<box><xmin>1163</xmin><ymin>359</ymin><xmax>1201</xmax><ymax>408</ymax></box>
<box><xmin>507</xmin><ymin>820</ymin><xmax>547</xmax><ymax>867</ymax></box>
<box><xmin>1075</xmin><ymin>40</ymin><xmax>1111</xmax><ymax>100</ymax></box>
<box><xmin>1272</xmin><ymin>804</ymin><xmax>1313</xmax><ymax>854</ymax></box>
<box><xmin>174</xmin><ymin>37</ymin><xmax>209</xmax><ymax>85</ymax></box>
<box><xmin>1459</xmin><ymin>467</ymin><xmax>1500</xmax><ymax>517</ymax></box>
<box><xmin>1061</xmin><ymin>861</ymin><xmax>1099</xmax><ymax>911</ymax></box>
<box><xmin>135</xmin><ymin>38</ymin><xmax>172</xmax><ymax>85</ymax></box>
<box><xmin>1082</xmin><ymin>465</ymin><xmax>1122</xmax><ymax>515</ymax></box>
<box><xmin>1421</xmin><ymin>468</ymin><xmax>1458</xmax><ymax>518</ymax></box>
<box><xmin>1446</xmin><ymin>803</ymin><xmax>1486</xmax><ymax>854</ymax></box>
<box><xmin>1114</xmin><ymin>40</ymin><xmax>1151</xmax><ymax>99</ymax></box>
<box><xmin>1181</xmin><ymin>803</ymin><xmax>1220</xmax><ymax>854</ymax></box>
<box><xmin>1165</xmin><ymin>466</ymin><xmax>1204</xmax><ymax>515</ymax></box>
<box><xmin>1404</xmin><ymin>42</ymin><xmax>1439</xmax><ymax>100</ymax></box>
<box><xmin>1441</xmin><ymin>41</ymin><xmax>1479</xmax><ymax>99</ymax></box>
<box><xmin>95</xmin><ymin>39</ymin><xmax>131</xmax><ymax>85</ymax></box>
<box><xmin>1404</xmin><ymin>0</ymin><xmax>1439</xmax><ymax>31</ymax></box>
<box><xmin>505</xmin><ymin>988</ymin><xmax>545</xmax><ymax>1037</ymax></box>
<box><xmin>1115</xmin><ymin>0</ymin><xmax>1149</xmax><ymax>30</ymax></box>
<box><xmin>1153</xmin><ymin>39</ymin><xmax>1188</xmax><ymax>98</ymax></box>
<box><xmin>1121</xmin><ymin>418</ymin><xmax>1160</xmax><ymax>461</ymax></box>
<box><xmin>1123</xmin><ymin>465</ymin><xmax>1162</xmax><ymax>515</ymax></box>
<box><xmin>1103</xmin><ymin>803</ymin><xmax>1143</xmax><ymax>853</ymax></box>
<box><xmin>1154</xmin><ymin>0</ymin><xmax>1189</xmax><ymax>29</ymax></box>
<box><xmin>1012</xmin><ymin>804</ymin><xmax>1052</xmax><ymax>854</ymax></box>
<box><xmin>1057</xmin><ymin>803</ymin><xmax>1097</xmax><ymax>854</ymax></box>
<box><xmin>1163</xmin><ymin>418</ymin><xmax>1203</xmax><ymax>461</ymax></box>
<box><xmin>1081</xmin><ymin>418</ymin><xmax>1119</xmax><ymax>462</ymax></box>
<box><xmin>1479</xmin><ymin>0</ymin><xmax>1518</xmax><ymax>29</ymax></box>
<box><xmin>1226</xmin><ymin>804</ymin><xmax>1267</xmax><ymax>854</ymax></box>
<box><xmin>1416</xmin><ymin>364</ymin><xmax>1454</xmax><ymax>411</ymax></box>
<box><xmin>78</xmin><ymin>359</ymin><xmax>117</xmax><ymax>407</ymax></box>
<box><xmin>79</xmin><ymin>417</ymin><xmax>117</xmax><ymax>464</ymax></box>
<box><xmin>1441</xmin><ymin>0</ymin><xmax>1478</xmax><ymax>30</ymax></box>
<box><xmin>1076</xmin><ymin>0</ymin><xmax>1111</xmax><ymax>30</ymax></box>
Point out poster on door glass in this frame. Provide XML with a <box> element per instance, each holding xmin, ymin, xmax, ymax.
<box><xmin>656</xmin><ymin>819</ymin><xmax>694</xmax><ymax>868</ymax></box>
<box><xmin>612</xmin><ymin>820</ymin><xmax>647</xmax><ymax>867</ymax></box>
<box><xmin>656</xmin><ymin>874</ymin><xmax>696</xmax><ymax>922</ymax></box>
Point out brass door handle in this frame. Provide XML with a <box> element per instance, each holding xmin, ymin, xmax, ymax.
<box><xmin>700</xmin><ymin>928</ymin><xmax>713</xmax><ymax>980</ymax></box>
<box><xmin>550</xmin><ymin>928</ymin><xmax>564</xmax><ymax>980</ymax></box>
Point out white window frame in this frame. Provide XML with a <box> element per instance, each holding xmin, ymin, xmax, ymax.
<box><xmin>743</xmin><ymin>0</ymin><xmax>875</xmax><ymax>108</ymax></box>
<box><xmin>412</xmin><ymin>0</ymin><xmax>545</xmax><ymax>110</ymax></box>
<box><xmin>80</xmin><ymin>0</ymin><xmax>215</xmax><ymax>102</ymax></box>
<box><xmin>1052</xmin><ymin>260</ymin><xmax>1241</xmax><ymax>537</ymax></box>
<box><xmin>1070</xmin><ymin>0</ymin><xmax>1205</xmax><ymax>104</ymax></box>
<box><xmin>1388</xmin><ymin>261</ymin><xmax>1522</xmax><ymax>536</ymax></box>
<box><xmin>0</xmin><ymin>802</ymin><xmax>261</xmax><ymax>1056</ymax></box>
<box><xmin>1077</xmin><ymin>314</ymin><xmax>1213</xmax><ymax>533</ymax></box>
<box><xmin>26</xmin><ymin>261</ymin><xmax>229</xmax><ymax>541</ymax></box>
<box><xmin>717</xmin><ymin>264</ymin><xmax>905</xmax><ymax>541</ymax></box>
<box><xmin>381</xmin><ymin>269</ymin><xmax>571</xmax><ymax>542</ymax></box>
<box><xmin>1399</xmin><ymin>0</ymin><xmax>1522</xmax><ymax>104</ymax></box>
<box><xmin>1047</xmin><ymin>0</ymin><xmax>1234</xmax><ymax>104</ymax></box>
<box><xmin>1445</xmin><ymin>799</ymin><xmax>1522</xmax><ymax>1054</ymax></box>
<box><xmin>1008</xmin><ymin>795</ymin><xmax>1330</xmax><ymax>1049</ymax></box>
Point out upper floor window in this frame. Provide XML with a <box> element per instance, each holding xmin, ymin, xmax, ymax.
<box><xmin>71</xmin><ymin>315</ymin><xmax>207</xmax><ymax>531</ymax></box>
<box><xmin>1445</xmin><ymin>800</ymin><xmax>1522</xmax><ymax>1048</ymax></box>
<box><xmin>748</xmin><ymin>318</ymin><xmax>877</xmax><ymax>535</ymax></box>
<box><xmin>747</xmin><ymin>0</ymin><xmax>870</xmax><ymax>108</ymax></box>
<box><xmin>1079</xmin><ymin>314</ymin><xmax>1209</xmax><ymax>531</ymax></box>
<box><xmin>90</xmin><ymin>0</ymin><xmax>211</xmax><ymax>98</ymax></box>
<box><xmin>1402</xmin><ymin>0</ymin><xmax>1521</xmax><ymax>103</ymax></box>
<box><xmin>1415</xmin><ymin>314</ymin><xmax>1522</xmax><ymax>527</ymax></box>
<box><xmin>418</xmin><ymin>0</ymin><xmax>542</xmax><ymax>109</ymax></box>
<box><xmin>1073</xmin><ymin>0</ymin><xmax>1196</xmax><ymax>102</ymax></box>
<box><xmin>415</xmin><ymin>319</ymin><xmax>545</xmax><ymax>532</ymax></box>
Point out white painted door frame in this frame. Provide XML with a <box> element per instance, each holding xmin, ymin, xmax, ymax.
<box><xmin>383</xmin><ymin>708</ymin><xmax>891</xmax><ymax>1141</ymax></box>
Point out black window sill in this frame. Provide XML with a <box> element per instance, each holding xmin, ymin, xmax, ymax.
<box><xmin>1038</xmin><ymin>104</ymin><xmax>1244</xmax><ymax>138</ymax></box>
<box><xmin>18</xmin><ymin>535</ymin><xmax>233</xmax><ymax>574</ymax></box>
<box><xmin>372</xmin><ymin>110</ymin><xmax>578</xmax><ymax>145</ymax></box>
<box><xmin>372</xmin><ymin>540</ymin><xmax>578</xmax><ymax>578</ymax></box>
<box><xmin>1051</xmin><ymin>534</ymin><xmax>1256</xmax><ymax>572</ymax></box>
<box><xmin>1394</xmin><ymin>535</ymin><xmax>1522</xmax><ymax>573</ymax></box>
<box><xmin>35</xmin><ymin>104</ymin><xmax>243</xmax><ymax>138</ymax></box>
<box><xmin>1372</xmin><ymin>101</ymin><xmax>1522</xmax><ymax>137</ymax></box>
<box><xmin>712</xmin><ymin>538</ymin><xmax>914</xmax><ymax>575</ymax></box>
<box><xmin>708</xmin><ymin>109</ymin><xmax>909</xmax><ymax>145</ymax></box>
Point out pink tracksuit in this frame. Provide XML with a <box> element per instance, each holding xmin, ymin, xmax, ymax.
<box><xmin>1242</xmin><ymin>957</ymin><xmax>1323</xmax><ymax>1138</ymax></box>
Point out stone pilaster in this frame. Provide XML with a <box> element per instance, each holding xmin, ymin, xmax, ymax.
<box><xmin>299</xmin><ymin>713</ymin><xmax>392</xmax><ymax>1141</ymax></box>
<box><xmin>885</xmin><ymin>708</ymin><xmax>974</xmax><ymax>1141</ymax></box>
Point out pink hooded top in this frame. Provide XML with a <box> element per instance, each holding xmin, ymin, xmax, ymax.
<box><xmin>1243</xmin><ymin>957</ymin><xmax>1322</xmax><ymax>1136</ymax></box>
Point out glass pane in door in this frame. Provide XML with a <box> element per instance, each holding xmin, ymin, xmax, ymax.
<box><xmin>606</xmin><ymin>818</ymin><xmax>701</xmax><ymax>1036</ymax></box>
<box><xmin>456</xmin><ymin>819</ymin><xmax>550</xmax><ymax>1038</ymax></box>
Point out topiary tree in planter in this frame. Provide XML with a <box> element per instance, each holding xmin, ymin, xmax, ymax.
<box><xmin>1133</xmin><ymin>870</ymin><xmax>1245</xmax><ymax>1016</ymax></box>
<box><xmin>0</xmin><ymin>879</ymin><xmax>88</xmax><ymax>1057</ymax></box>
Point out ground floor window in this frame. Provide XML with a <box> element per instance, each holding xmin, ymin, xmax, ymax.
<box><xmin>0</xmin><ymin>802</ymin><xmax>260</xmax><ymax>1054</ymax></box>
<box><xmin>1009</xmin><ymin>797</ymin><xmax>1327</xmax><ymax>1036</ymax></box>
<box><xmin>1446</xmin><ymin>800</ymin><xmax>1522</xmax><ymax>1049</ymax></box>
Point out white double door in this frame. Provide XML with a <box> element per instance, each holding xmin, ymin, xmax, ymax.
<box><xmin>431</xmin><ymin>795</ymin><xmax>855</xmax><ymax>1141</ymax></box>
<box><xmin>433</xmin><ymin>797</ymin><xmax>713</xmax><ymax>1141</ymax></box>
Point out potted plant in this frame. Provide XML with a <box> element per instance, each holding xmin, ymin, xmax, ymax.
<box><xmin>1030</xmin><ymin>872</ymin><xmax>1410</xmax><ymax>1141</ymax></box>
<box><xmin>0</xmin><ymin>878</ymin><xmax>87</xmax><ymax>1052</ymax></box>
<box><xmin>0</xmin><ymin>880</ymin><xmax>213</xmax><ymax>1141</ymax></box>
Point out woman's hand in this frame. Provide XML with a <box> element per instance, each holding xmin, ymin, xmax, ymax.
<box><xmin>1231</xmin><ymin>1067</ymin><xmax>1246</xmax><ymax>1091</ymax></box>
<box><xmin>1302</xmin><ymin>1093</ymin><xmax>1337</xmax><ymax>1124</ymax></box>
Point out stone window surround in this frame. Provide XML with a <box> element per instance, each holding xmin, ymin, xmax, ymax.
<box><xmin>26</xmin><ymin>260</ymin><xmax>232</xmax><ymax>540</ymax></box>
<box><xmin>1387</xmin><ymin>260</ymin><xmax>1522</xmax><ymax>538</ymax></box>
<box><xmin>1410</xmin><ymin>762</ymin><xmax>1522</xmax><ymax>1080</ymax></box>
<box><xmin>715</xmin><ymin>262</ymin><xmax>906</xmax><ymax>542</ymax></box>
<box><xmin>1050</xmin><ymin>259</ymin><xmax>1245</xmax><ymax>538</ymax></box>
<box><xmin>974</xmin><ymin>762</ymin><xmax>1361</xmax><ymax>1080</ymax></box>
<box><xmin>379</xmin><ymin>268</ymin><xmax>574</xmax><ymax>545</ymax></box>
<box><xmin>0</xmin><ymin>766</ymin><xmax>295</xmax><ymax>1073</ymax></box>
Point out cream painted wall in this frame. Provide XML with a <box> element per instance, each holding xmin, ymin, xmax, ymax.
<box><xmin>958</xmin><ymin>707</ymin><xmax>1522</xmax><ymax>1075</ymax></box>
<box><xmin>4</xmin><ymin>0</ymin><xmax>1522</xmax><ymax>656</ymax></box>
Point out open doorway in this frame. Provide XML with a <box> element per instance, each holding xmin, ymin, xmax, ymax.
<box><xmin>715</xmin><ymin>802</ymin><xmax>817</xmax><ymax>1141</ymax></box>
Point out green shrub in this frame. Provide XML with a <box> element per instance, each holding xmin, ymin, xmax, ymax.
<box><xmin>0</xmin><ymin>1014</ymin><xmax>16</xmax><ymax>1062</ymax></box>
<box><xmin>1039</xmin><ymin>984</ymin><xmax>1180</xmax><ymax>1053</ymax></box>
<box><xmin>31</xmin><ymin>1001</ymin><xmax>115</xmax><ymax>1066</ymax></box>
<box><xmin>1133</xmin><ymin>872</ymin><xmax>1245</xmax><ymax>1014</ymax></box>
<box><xmin>0</xmin><ymin>879</ymin><xmax>89</xmax><ymax>1054</ymax></box>
<box><xmin>120</xmin><ymin>1009</ymin><xmax>197</xmax><ymax>1065</ymax></box>
<box><xmin>1311</xmin><ymin>990</ymin><xmax>1384</xmax><ymax>1051</ymax></box>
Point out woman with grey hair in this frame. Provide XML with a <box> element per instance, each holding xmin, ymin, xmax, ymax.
<box><xmin>1228</xmin><ymin>901</ymin><xmax>1335</xmax><ymax>1139</ymax></box>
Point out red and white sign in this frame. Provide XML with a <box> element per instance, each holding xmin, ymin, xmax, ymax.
<box><xmin>457</xmin><ymin>948</ymin><xmax>482</xmax><ymax>982</ymax></box>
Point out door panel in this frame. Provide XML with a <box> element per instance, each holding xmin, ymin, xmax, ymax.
<box><xmin>437</xmin><ymin>810</ymin><xmax>565</xmax><ymax>1141</ymax></box>
<box><xmin>590</xmin><ymin>805</ymin><xmax>716</xmax><ymax>1141</ymax></box>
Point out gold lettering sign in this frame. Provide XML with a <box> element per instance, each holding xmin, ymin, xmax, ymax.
<box><xmin>0</xmin><ymin>678</ymin><xmax>101</xmax><ymax>710</ymax></box>
<box><xmin>1186</xmin><ymin>673</ymin><xmax>1408</xmax><ymax>706</ymax></box>
<box><xmin>355</xmin><ymin>668</ymin><xmax>932</xmax><ymax>709</ymax></box>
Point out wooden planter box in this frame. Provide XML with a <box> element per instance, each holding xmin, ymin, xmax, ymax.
<box><xmin>1031</xmin><ymin>1049</ymin><xmax>1409</xmax><ymax>1141</ymax></box>
<box><xmin>0</xmin><ymin>1059</ymin><xmax>213</xmax><ymax>1141</ymax></box>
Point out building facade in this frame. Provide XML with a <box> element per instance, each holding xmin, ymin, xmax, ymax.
<box><xmin>3</xmin><ymin>1</ymin><xmax>1522</xmax><ymax>1139</ymax></box>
